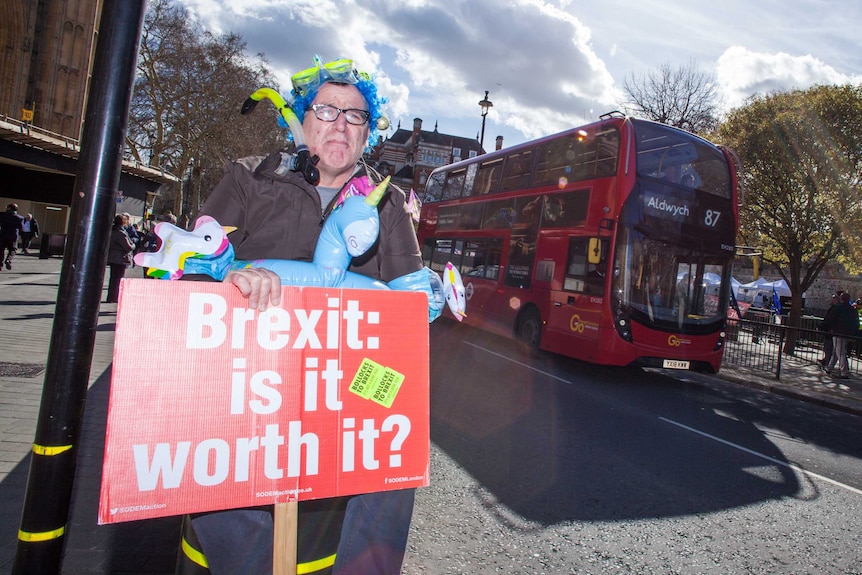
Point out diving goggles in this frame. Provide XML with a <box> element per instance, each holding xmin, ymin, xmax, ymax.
<box><xmin>291</xmin><ymin>56</ymin><xmax>369</xmax><ymax>97</ymax></box>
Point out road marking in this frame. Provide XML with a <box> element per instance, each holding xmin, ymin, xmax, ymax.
<box><xmin>660</xmin><ymin>417</ymin><xmax>862</xmax><ymax>496</ymax></box>
<box><xmin>465</xmin><ymin>341</ymin><xmax>862</xmax><ymax>496</ymax></box>
<box><xmin>463</xmin><ymin>341</ymin><xmax>573</xmax><ymax>384</ymax></box>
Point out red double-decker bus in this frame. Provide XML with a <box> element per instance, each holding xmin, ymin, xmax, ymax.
<box><xmin>418</xmin><ymin>113</ymin><xmax>740</xmax><ymax>372</ymax></box>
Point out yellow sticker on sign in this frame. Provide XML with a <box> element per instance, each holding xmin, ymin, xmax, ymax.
<box><xmin>349</xmin><ymin>358</ymin><xmax>405</xmax><ymax>408</ymax></box>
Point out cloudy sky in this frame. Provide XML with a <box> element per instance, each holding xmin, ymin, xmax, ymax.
<box><xmin>175</xmin><ymin>0</ymin><xmax>862</xmax><ymax>149</ymax></box>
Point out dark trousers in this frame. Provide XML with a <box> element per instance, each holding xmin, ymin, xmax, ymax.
<box><xmin>821</xmin><ymin>334</ymin><xmax>834</xmax><ymax>364</ymax></box>
<box><xmin>106</xmin><ymin>263</ymin><xmax>127</xmax><ymax>302</ymax></box>
<box><xmin>2</xmin><ymin>237</ymin><xmax>15</xmax><ymax>266</ymax></box>
<box><xmin>190</xmin><ymin>489</ymin><xmax>415</xmax><ymax>575</ymax></box>
<box><xmin>20</xmin><ymin>232</ymin><xmax>36</xmax><ymax>252</ymax></box>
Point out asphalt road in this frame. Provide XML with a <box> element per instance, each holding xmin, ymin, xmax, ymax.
<box><xmin>2</xmin><ymin>256</ymin><xmax>859</xmax><ymax>574</ymax></box>
<box><xmin>402</xmin><ymin>319</ymin><xmax>862</xmax><ymax>574</ymax></box>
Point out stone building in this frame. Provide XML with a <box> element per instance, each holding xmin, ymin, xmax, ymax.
<box><xmin>0</xmin><ymin>0</ymin><xmax>177</xmax><ymax>240</ymax></box>
<box><xmin>368</xmin><ymin>117</ymin><xmax>498</xmax><ymax>196</ymax></box>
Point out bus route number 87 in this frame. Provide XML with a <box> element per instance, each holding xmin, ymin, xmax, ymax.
<box><xmin>704</xmin><ymin>210</ymin><xmax>721</xmax><ymax>227</ymax></box>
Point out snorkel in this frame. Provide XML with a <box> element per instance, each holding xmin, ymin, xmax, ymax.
<box><xmin>240</xmin><ymin>87</ymin><xmax>320</xmax><ymax>185</ymax></box>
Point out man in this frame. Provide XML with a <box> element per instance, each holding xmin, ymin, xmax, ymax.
<box><xmin>187</xmin><ymin>57</ymin><xmax>432</xmax><ymax>574</ymax></box>
<box><xmin>825</xmin><ymin>291</ymin><xmax>858</xmax><ymax>379</ymax></box>
<box><xmin>0</xmin><ymin>203</ymin><xmax>24</xmax><ymax>270</ymax></box>
<box><xmin>121</xmin><ymin>212</ymin><xmax>139</xmax><ymax>250</ymax></box>
<box><xmin>19</xmin><ymin>213</ymin><xmax>39</xmax><ymax>254</ymax></box>
<box><xmin>819</xmin><ymin>292</ymin><xmax>840</xmax><ymax>369</ymax></box>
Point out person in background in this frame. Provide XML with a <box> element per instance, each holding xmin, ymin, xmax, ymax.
<box><xmin>121</xmin><ymin>212</ymin><xmax>139</xmax><ymax>247</ymax></box>
<box><xmin>105</xmin><ymin>214</ymin><xmax>134</xmax><ymax>303</ymax></box>
<box><xmin>0</xmin><ymin>203</ymin><xmax>24</xmax><ymax>270</ymax></box>
<box><xmin>160</xmin><ymin>209</ymin><xmax>178</xmax><ymax>225</ymax></box>
<box><xmin>177</xmin><ymin>213</ymin><xmax>190</xmax><ymax>230</ymax></box>
<box><xmin>121</xmin><ymin>213</ymin><xmax>140</xmax><ymax>267</ymax></box>
<box><xmin>824</xmin><ymin>291</ymin><xmax>857</xmax><ymax>379</ymax></box>
<box><xmin>855</xmin><ymin>299</ymin><xmax>862</xmax><ymax>359</ymax></box>
<box><xmin>186</xmin><ymin>56</ymin><xmax>436</xmax><ymax>574</ymax></box>
<box><xmin>819</xmin><ymin>292</ymin><xmax>840</xmax><ymax>370</ymax></box>
<box><xmin>19</xmin><ymin>213</ymin><xmax>39</xmax><ymax>254</ymax></box>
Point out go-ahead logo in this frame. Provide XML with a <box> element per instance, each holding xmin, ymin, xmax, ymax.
<box><xmin>668</xmin><ymin>335</ymin><xmax>692</xmax><ymax>347</ymax></box>
<box><xmin>569</xmin><ymin>314</ymin><xmax>598</xmax><ymax>333</ymax></box>
<box><xmin>570</xmin><ymin>314</ymin><xmax>585</xmax><ymax>333</ymax></box>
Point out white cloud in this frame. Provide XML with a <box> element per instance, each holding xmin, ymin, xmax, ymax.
<box><xmin>716</xmin><ymin>46</ymin><xmax>862</xmax><ymax>110</ymax></box>
<box><xmin>172</xmin><ymin>0</ymin><xmax>862</xmax><ymax>147</ymax></box>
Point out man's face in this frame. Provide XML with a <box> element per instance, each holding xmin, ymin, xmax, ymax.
<box><xmin>302</xmin><ymin>82</ymin><xmax>370</xmax><ymax>187</ymax></box>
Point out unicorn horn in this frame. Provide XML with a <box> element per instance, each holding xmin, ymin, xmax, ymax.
<box><xmin>365</xmin><ymin>175</ymin><xmax>390</xmax><ymax>207</ymax></box>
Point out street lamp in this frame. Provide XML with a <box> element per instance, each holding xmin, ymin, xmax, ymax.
<box><xmin>478</xmin><ymin>90</ymin><xmax>493</xmax><ymax>152</ymax></box>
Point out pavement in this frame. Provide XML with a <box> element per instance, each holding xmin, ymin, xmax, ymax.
<box><xmin>0</xmin><ymin>253</ymin><xmax>860</xmax><ymax>574</ymax></box>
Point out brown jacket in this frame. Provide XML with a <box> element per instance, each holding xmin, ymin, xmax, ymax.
<box><xmin>200</xmin><ymin>150</ymin><xmax>422</xmax><ymax>282</ymax></box>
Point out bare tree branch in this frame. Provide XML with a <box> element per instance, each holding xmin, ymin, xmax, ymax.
<box><xmin>127</xmin><ymin>0</ymin><xmax>286</xmax><ymax>218</ymax></box>
<box><xmin>623</xmin><ymin>60</ymin><xmax>721</xmax><ymax>134</ymax></box>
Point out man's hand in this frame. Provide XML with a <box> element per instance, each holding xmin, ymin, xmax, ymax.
<box><xmin>225</xmin><ymin>268</ymin><xmax>282</xmax><ymax>311</ymax></box>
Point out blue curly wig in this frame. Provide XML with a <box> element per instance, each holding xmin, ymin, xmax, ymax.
<box><xmin>287</xmin><ymin>72</ymin><xmax>387</xmax><ymax>151</ymax></box>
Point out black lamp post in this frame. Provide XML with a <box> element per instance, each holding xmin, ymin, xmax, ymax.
<box><xmin>478</xmin><ymin>90</ymin><xmax>493</xmax><ymax>152</ymax></box>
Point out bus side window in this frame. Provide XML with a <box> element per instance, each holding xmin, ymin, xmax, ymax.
<box><xmin>429</xmin><ymin>238</ymin><xmax>453</xmax><ymax>272</ymax></box>
<box><xmin>463</xmin><ymin>163</ymin><xmax>478</xmax><ymax>197</ymax></box>
<box><xmin>421</xmin><ymin>239</ymin><xmax>434</xmax><ymax>267</ymax></box>
<box><xmin>442</xmin><ymin>169</ymin><xmax>466</xmax><ymax>200</ymax></box>
<box><xmin>591</xmin><ymin>128</ymin><xmax>621</xmax><ymax>178</ymax></box>
<box><xmin>424</xmin><ymin>172</ymin><xmax>445</xmax><ymax>203</ymax></box>
<box><xmin>451</xmin><ymin>240</ymin><xmax>465</xmax><ymax>272</ymax></box>
<box><xmin>485</xmin><ymin>238</ymin><xmax>503</xmax><ymax>280</ymax></box>
<box><xmin>534</xmin><ymin>138</ymin><xmax>573</xmax><ymax>188</ymax></box>
<box><xmin>461</xmin><ymin>240</ymin><xmax>485</xmax><ymax>278</ymax></box>
<box><xmin>482</xmin><ymin>198</ymin><xmax>515</xmax><ymax>229</ymax></box>
<box><xmin>473</xmin><ymin>158</ymin><xmax>503</xmax><ymax>195</ymax></box>
<box><xmin>500</xmin><ymin>149</ymin><xmax>534</xmax><ymax>192</ymax></box>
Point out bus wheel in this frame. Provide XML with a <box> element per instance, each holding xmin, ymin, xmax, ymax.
<box><xmin>516</xmin><ymin>309</ymin><xmax>542</xmax><ymax>353</ymax></box>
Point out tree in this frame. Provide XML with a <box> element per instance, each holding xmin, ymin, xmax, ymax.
<box><xmin>127</xmin><ymin>0</ymin><xmax>286</xmax><ymax>219</ymax></box>
<box><xmin>623</xmin><ymin>60</ymin><xmax>721</xmax><ymax>133</ymax></box>
<box><xmin>715</xmin><ymin>84</ymin><xmax>862</xmax><ymax>352</ymax></box>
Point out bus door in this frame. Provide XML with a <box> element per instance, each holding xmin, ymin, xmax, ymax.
<box><xmin>457</xmin><ymin>238</ymin><xmax>504</xmax><ymax>320</ymax></box>
<box><xmin>425</xmin><ymin>237</ymin><xmax>504</xmax><ymax>323</ymax></box>
<box><xmin>540</xmin><ymin>236</ymin><xmax>608</xmax><ymax>356</ymax></box>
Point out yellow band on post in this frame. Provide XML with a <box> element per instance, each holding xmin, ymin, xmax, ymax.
<box><xmin>19</xmin><ymin>525</ymin><xmax>65</xmax><ymax>542</ymax></box>
<box><xmin>181</xmin><ymin>537</ymin><xmax>209</xmax><ymax>568</ymax></box>
<box><xmin>32</xmin><ymin>443</ymin><xmax>73</xmax><ymax>456</ymax></box>
<box><xmin>180</xmin><ymin>534</ymin><xmax>335</xmax><ymax>572</ymax></box>
<box><xmin>297</xmin><ymin>552</ymin><xmax>337</xmax><ymax>574</ymax></box>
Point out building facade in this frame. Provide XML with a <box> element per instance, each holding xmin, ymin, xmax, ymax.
<box><xmin>0</xmin><ymin>0</ymin><xmax>176</xmax><ymax>238</ymax></box>
<box><xmin>369</xmin><ymin>118</ymin><xmax>500</xmax><ymax>196</ymax></box>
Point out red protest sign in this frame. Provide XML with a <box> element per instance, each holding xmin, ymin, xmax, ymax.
<box><xmin>98</xmin><ymin>279</ymin><xmax>429</xmax><ymax>525</ymax></box>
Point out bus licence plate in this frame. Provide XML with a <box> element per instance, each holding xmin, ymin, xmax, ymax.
<box><xmin>662</xmin><ymin>359</ymin><xmax>690</xmax><ymax>370</ymax></box>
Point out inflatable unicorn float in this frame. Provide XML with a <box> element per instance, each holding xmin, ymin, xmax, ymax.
<box><xmin>134</xmin><ymin>175</ymin><xmax>467</xmax><ymax>322</ymax></box>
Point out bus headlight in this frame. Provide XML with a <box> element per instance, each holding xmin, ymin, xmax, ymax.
<box><xmin>714</xmin><ymin>330</ymin><xmax>726</xmax><ymax>351</ymax></box>
<box><xmin>615</xmin><ymin>312</ymin><xmax>633</xmax><ymax>342</ymax></box>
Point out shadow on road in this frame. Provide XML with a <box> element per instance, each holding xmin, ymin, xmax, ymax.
<box><xmin>429</xmin><ymin>320</ymin><xmax>810</xmax><ymax>526</ymax></box>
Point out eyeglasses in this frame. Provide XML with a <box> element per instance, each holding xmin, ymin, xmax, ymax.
<box><xmin>309</xmin><ymin>104</ymin><xmax>370</xmax><ymax>125</ymax></box>
<box><xmin>291</xmin><ymin>56</ymin><xmax>368</xmax><ymax>97</ymax></box>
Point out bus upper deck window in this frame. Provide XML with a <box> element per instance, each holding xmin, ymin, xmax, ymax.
<box><xmin>425</xmin><ymin>173</ymin><xmax>445</xmax><ymax>202</ymax></box>
<box><xmin>443</xmin><ymin>170</ymin><xmax>466</xmax><ymax>200</ymax></box>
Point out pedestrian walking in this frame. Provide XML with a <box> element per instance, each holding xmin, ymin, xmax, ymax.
<box><xmin>105</xmin><ymin>214</ymin><xmax>134</xmax><ymax>303</ymax></box>
<box><xmin>825</xmin><ymin>292</ymin><xmax>858</xmax><ymax>379</ymax></box>
<box><xmin>0</xmin><ymin>203</ymin><xmax>24</xmax><ymax>270</ymax></box>
<box><xmin>19</xmin><ymin>213</ymin><xmax>39</xmax><ymax>254</ymax></box>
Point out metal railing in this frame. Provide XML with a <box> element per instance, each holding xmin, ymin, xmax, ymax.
<box><xmin>723</xmin><ymin>313</ymin><xmax>862</xmax><ymax>379</ymax></box>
